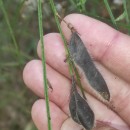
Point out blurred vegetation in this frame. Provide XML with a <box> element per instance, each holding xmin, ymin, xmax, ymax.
<box><xmin>0</xmin><ymin>0</ymin><xmax>130</xmax><ymax>130</ymax></box>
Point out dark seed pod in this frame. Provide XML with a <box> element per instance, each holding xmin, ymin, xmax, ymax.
<box><xmin>69</xmin><ymin>76</ymin><xmax>94</xmax><ymax>130</ymax></box>
<box><xmin>69</xmin><ymin>32</ymin><xmax>110</xmax><ymax>101</ymax></box>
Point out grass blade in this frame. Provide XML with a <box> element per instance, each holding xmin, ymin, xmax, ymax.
<box><xmin>123</xmin><ymin>0</ymin><xmax>129</xmax><ymax>24</ymax></box>
<box><xmin>69</xmin><ymin>0</ymin><xmax>87</xmax><ymax>14</ymax></box>
<box><xmin>38</xmin><ymin>0</ymin><xmax>52</xmax><ymax>130</ymax></box>
<box><xmin>103</xmin><ymin>0</ymin><xmax>117</xmax><ymax>29</ymax></box>
<box><xmin>0</xmin><ymin>0</ymin><xmax>21</xmax><ymax>60</ymax></box>
<box><xmin>115</xmin><ymin>11</ymin><xmax>125</xmax><ymax>22</ymax></box>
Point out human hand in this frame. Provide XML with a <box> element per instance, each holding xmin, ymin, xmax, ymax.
<box><xmin>23</xmin><ymin>14</ymin><xmax>130</xmax><ymax>130</ymax></box>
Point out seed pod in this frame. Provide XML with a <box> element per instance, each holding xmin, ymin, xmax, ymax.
<box><xmin>69</xmin><ymin>32</ymin><xmax>110</xmax><ymax>101</ymax></box>
<box><xmin>69</xmin><ymin>76</ymin><xmax>94</xmax><ymax>130</ymax></box>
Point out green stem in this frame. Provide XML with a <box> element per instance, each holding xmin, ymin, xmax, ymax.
<box><xmin>48</xmin><ymin>0</ymin><xmax>86</xmax><ymax>99</ymax></box>
<box><xmin>0</xmin><ymin>0</ymin><xmax>21</xmax><ymax>60</ymax></box>
<box><xmin>123</xmin><ymin>0</ymin><xmax>129</xmax><ymax>23</ymax></box>
<box><xmin>38</xmin><ymin>0</ymin><xmax>52</xmax><ymax>130</ymax></box>
<box><xmin>104</xmin><ymin>0</ymin><xmax>117</xmax><ymax>29</ymax></box>
<box><xmin>49</xmin><ymin>0</ymin><xmax>73</xmax><ymax>75</ymax></box>
<box><xmin>71</xmin><ymin>62</ymin><xmax>86</xmax><ymax>99</ymax></box>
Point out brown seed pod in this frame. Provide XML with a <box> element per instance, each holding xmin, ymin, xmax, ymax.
<box><xmin>69</xmin><ymin>76</ymin><xmax>95</xmax><ymax>130</ymax></box>
<box><xmin>69</xmin><ymin>32</ymin><xmax>110</xmax><ymax>101</ymax></box>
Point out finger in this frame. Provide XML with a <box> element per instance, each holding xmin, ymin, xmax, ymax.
<box><xmin>23</xmin><ymin>60</ymin><xmax>70</xmax><ymax>113</ymax></box>
<box><xmin>23</xmin><ymin>60</ymin><xmax>129</xmax><ymax>129</ymax></box>
<box><xmin>37</xmin><ymin>32</ymin><xmax>130</xmax><ymax>125</ymax></box>
<box><xmin>32</xmin><ymin>99</ymin><xmax>85</xmax><ymax>130</ymax></box>
<box><xmin>37</xmin><ymin>33</ymin><xmax>70</xmax><ymax>77</ymax></box>
<box><xmin>32</xmin><ymin>100</ymin><xmax>127</xmax><ymax>130</ymax></box>
<box><xmin>31</xmin><ymin>99</ymin><xmax>67</xmax><ymax>130</ymax></box>
<box><xmin>61</xmin><ymin>14</ymin><xmax>130</xmax><ymax>83</ymax></box>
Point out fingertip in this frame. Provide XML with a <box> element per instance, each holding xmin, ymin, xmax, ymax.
<box><xmin>37</xmin><ymin>33</ymin><xmax>64</xmax><ymax>60</ymax></box>
<box><xmin>23</xmin><ymin>60</ymin><xmax>44</xmax><ymax>97</ymax></box>
<box><xmin>31</xmin><ymin>99</ymin><xmax>47</xmax><ymax>130</ymax></box>
<box><xmin>36</xmin><ymin>32</ymin><xmax>70</xmax><ymax>77</ymax></box>
<box><xmin>31</xmin><ymin>99</ymin><xmax>43</xmax><ymax>120</ymax></box>
<box><xmin>31</xmin><ymin>99</ymin><xmax>67</xmax><ymax>130</ymax></box>
<box><xmin>23</xmin><ymin>60</ymin><xmax>40</xmax><ymax>87</ymax></box>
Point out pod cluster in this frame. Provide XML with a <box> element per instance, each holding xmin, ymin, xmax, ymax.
<box><xmin>68</xmin><ymin>32</ymin><xmax>110</xmax><ymax>130</ymax></box>
<box><xmin>69</xmin><ymin>76</ymin><xmax>94</xmax><ymax>130</ymax></box>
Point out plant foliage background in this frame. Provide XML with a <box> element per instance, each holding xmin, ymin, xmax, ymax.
<box><xmin>0</xmin><ymin>0</ymin><xmax>130</xmax><ymax>130</ymax></box>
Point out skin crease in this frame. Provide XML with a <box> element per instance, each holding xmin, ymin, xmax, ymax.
<box><xmin>23</xmin><ymin>14</ymin><xmax>130</xmax><ymax>130</ymax></box>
